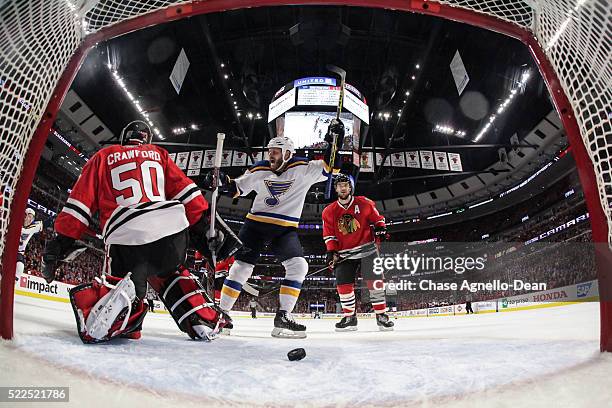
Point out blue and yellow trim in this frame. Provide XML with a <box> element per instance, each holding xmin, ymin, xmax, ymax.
<box><xmin>285</xmin><ymin>160</ymin><xmax>308</xmax><ymax>170</ymax></box>
<box><xmin>280</xmin><ymin>279</ymin><xmax>302</xmax><ymax>297</ymax></box>
<box><xmin>322</xmin><ymin>160</ymin><xmax>340</xmax><ymax>177</ymax></box>
<box><xmin>221</xmin><ymin>279</ymin><xmax>243</xmax><ymax>299</ymax></box>
<box><xmin>246</xmin><ymin>213</ymin><xmax>299</xmax><ymax>227</ymax></box>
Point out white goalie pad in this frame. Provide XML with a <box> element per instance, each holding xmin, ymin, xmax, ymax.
<box><xmin>85</xmin><ymin>273</ymin><xmax>136</xmax><ymax>340</ymax></box>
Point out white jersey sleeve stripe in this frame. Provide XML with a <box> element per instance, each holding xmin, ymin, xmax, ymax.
<box><xmin>67</xmin><ymin>197</ymin><xmax>91</xmax><ymax>216</ymax></box>
<box><xmin>181</xmin><ymin>189</ymin><xmax>202</xmax><ymax>205</ymax></box>
<box><xmin>62</xmin><ymin>207</ymin><xmax>90</xmax><ymax>227</ymax></box>
<box><xmin>171</xmin><ymin>183</ymin><xmax>198</xmax><ymax>201</ymax></box>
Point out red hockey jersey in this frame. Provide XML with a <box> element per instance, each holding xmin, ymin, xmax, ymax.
<box><xmin>215</xmin><ymin>256</ymin><xmax>235</xmax><ymax>277</ymax></box>
<box><xmin>55</xmin><ymin>143</ymin><xmax>207</xmax><ymax>245</ymax></box>
<box><xmin>322</xmin><ymin>196</ymin><xmax>385</xmax><ymax>259</ymax></box>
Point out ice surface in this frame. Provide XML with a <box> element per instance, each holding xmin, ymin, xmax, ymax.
<box><xmin>2</xmin><ymin>296</ymin><xmax>611</xmax><ymax>407</ymax></box>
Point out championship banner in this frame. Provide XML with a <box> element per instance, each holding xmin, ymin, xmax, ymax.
<box><xmin>448</xmin><ymin>152</ymin><xmax>463</xmax><ymax>172</ymax></box>
<box><xmin>232</xmin><ymin>151</ymin><xmax>248</xmax><ymax>167</ymax></box>
<box><xmin>188</xmin><ymin>150</ymin><xmax>203</xmax><ymax>169</ymax></box>
<box><xmin>202</xmin><ymin>149</ymin><xmax>216</xmax><ymax>169</ymax></box>
<box><xmin>434</xmin><ymin>151</ymin><xmax>449</xmax><ymax>171</ymax></box>
<box><xmin>375</xmin><ymin>152</ymin><xmax>391</xmax><ymax>166</ymax></box>
<box><xmin>390</xmin><ymin>152</ymin><xmax>406</xmax><ymax>167</ymax></box>
<box><xmin>220</xmin><ymin>150</ymin><xmax>233</xmax><ymax>167</ymax></box>
<box><xmin>175</xmin><ymin>152</ymin><xmax>189</xmax><ymax>170</ymax></box>
<box><xmin>406</xmin><ymin>151</ymin><xmax>420</xmax><ymax>168</ymax></box>
<box><xmin>168</xmin><ymin>153</ymin><xmax>177</xmax><ymax>162</ymax></box>
<box><xmin>187</xmin><ymin>150</ymin><xmax>203</xmax><ymax>176</ymax></box>
<box><xmin>359</xmin><ymin>151</ymin><xmax>374</xmax><ymax>173</ymax></box>
<box><xmin>420</xmin><ymin>150</ymin><xmax>434</xmax><ymax>170</ymax></box>
<box><xmin>249</xmin><ymin>151</ymin><xmax>264</xmax><ymax>164</ymax></box>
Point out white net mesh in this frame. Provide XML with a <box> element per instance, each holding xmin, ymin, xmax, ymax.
<box><xmin>0</xmin><ymin>0</ymin><xmax>610</xmax><ymax>268</ymax></box>
<box><xmin>0</xmin><ymin>0</ymin><xmax>82</xmax><ymax>261</ymax></box>
<box><xmin>535</xmin><ymin>0</ymin><xmax>612</xmax><ymax>244</ymax></box>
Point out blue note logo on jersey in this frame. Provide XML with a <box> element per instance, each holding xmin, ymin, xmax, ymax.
<box><xmin>264</xmin><ymin>179</ymin><xmax>294</xmax><ymax>206</ymax></box>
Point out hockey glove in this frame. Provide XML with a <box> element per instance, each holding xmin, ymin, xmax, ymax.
<box><xmin>324</xmin><ymin>119</ymin><xmax>345</xmax><ymax>143</ymax></box>
<box><xmin>372</xmin><ymin>225</ymin><xmax>390</xmax><ymax>241</ymax></box>
<box><xmin>326</xmin><ymin>251</ymin><xmax>338</xmax><ymax>270</ymax></box>
<box><xmin>373</xmin><ymin>225</ymin><xmax>391</xmax><ymax>241</ymax></box>
<box><xmin>41</xmin><ymin>233</ymin><xmax>78</xmax><ymax>283</ymax></box>
<box><xmin>203</xmin><ymin>171</ymin><xmax>232</xmax><ymax>192</ymax></box>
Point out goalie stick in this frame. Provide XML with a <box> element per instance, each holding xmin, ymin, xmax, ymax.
<box><xmin>208</xmin><ymin>133</ymin><xmax>225</xmax><ymax>266</ymax></box>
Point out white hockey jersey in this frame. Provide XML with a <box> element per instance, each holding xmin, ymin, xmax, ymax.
<box><xmin>19</xmin><ymin>221</ymin><xmax>43</xmax><ymax>254</ymax></box>
<box><xmin>233</xmin><ymin>157</ymin><xmax>332</xmax><ymax>228</ymax></box>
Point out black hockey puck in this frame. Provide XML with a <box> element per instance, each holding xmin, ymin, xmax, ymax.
<box><xmin>287</xmin><ymin>348</ymin><xmax>306</xmax><ymax>361</ymax></box>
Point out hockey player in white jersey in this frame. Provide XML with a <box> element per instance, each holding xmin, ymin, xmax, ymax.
<box><xmin>16</xmin><ymin>208</ymin><xmax>43</xmax><ymax>278</ymax></box>
<box><xmin>204</xmin><ymin>120</ymin><xmax>344</xmax><ymax>338</ymax></box>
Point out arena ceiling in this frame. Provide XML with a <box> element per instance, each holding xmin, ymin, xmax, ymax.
<box><xmin>66</xmin><ymin>5</ymin><xmax>560</xmax><ymax>202</ymax></box>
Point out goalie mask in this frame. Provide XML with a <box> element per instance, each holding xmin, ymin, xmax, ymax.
<box><xmin>120</xmin><ymin>120</ymin><xmax>152</xmax><ymax>146</ymax></box>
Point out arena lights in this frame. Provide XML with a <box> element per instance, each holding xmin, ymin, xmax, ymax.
<box><xmin>109</xmin><ymin>67</ymin><xmax>165</xmax><ymax>139</ymax></box>
<box><xmin>434</xmin><ymin>124</ymin><xmax>466</xmax><ymax>137</ymax></box>
<box><xmin>474</xmin><ymin>70</ymin><xmax>531</xmax><ymax>142</ymax></box>
<box><xmin>426</xmin><ymin>211</ymin><xmax>453</xmax><ymax>220</ymax></box>
<box><xmin>468</xmin><ymin>198</ymin><xmax>493</xmax><ymax>209</ymax></box>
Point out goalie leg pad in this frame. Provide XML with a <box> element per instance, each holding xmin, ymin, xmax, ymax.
<box><xmin>148</xmin><ymin>267</ymin><xmax>230</xmax><ymax>340</ymax></box>
<box><xmin>69</xmin><ymin>274</ymin><xmax>148</xmax><ymax>344</ymax></box>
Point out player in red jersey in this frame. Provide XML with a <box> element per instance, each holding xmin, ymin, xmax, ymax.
<box><xmin>42</xmin><ymin>121</ymin><xmax>239</xmax><ymax>343</ymax></box>
<box><xmin>215</xmin><ymin>255</ymin><xmax>235</xmax><ymax>305</ymax></box>
<box><xmin>322</xmin><ymin>174</ymin><xmax>394</xmax><ymax>332</ymax></box>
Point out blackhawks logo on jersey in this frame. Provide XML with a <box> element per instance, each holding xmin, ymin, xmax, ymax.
<box><xmin>338</xmin><ymin>214</ymin><xmax>360</xmax><ymax>235</ymax></box>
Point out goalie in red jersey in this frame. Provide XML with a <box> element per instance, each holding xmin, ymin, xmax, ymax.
<box><xmin>322</xmin><ymin>174</ymin><xmax>394</xmax><ymax>332</ymax></box>
<box><xmin>41</xmin><ymin>121</ymin><xmax>240</xmax><ymax>343</ymax></box>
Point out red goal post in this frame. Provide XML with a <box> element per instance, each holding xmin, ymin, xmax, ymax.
<box><xmin>1</xmin><ymin>0</ymin><xmax>610</xmax><ymax>350</ymax></box>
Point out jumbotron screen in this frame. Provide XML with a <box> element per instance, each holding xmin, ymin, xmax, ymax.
<box><xmin>280</xmin><ymin>111</ymin><xmax>356</xmax><ymax>150</ymax></box>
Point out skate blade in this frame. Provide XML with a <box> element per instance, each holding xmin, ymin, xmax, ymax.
<box><xmin>335</xmin><ymin>326</ymin><xmax>358</xmax><ymax>332</ymax></box>
<box><xmin>271</xmin><ymin>327</ymin><xmax>307</xmax><ymax>339</ymax></box>
<box><xmin>377</xmin><ymin>325</ymin><xmax>394</xmax><ymax>332</ymax></box>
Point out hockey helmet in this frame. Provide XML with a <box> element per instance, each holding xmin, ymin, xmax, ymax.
<box><xmin>334</xmin><ymin>173</ymin><xmax>355</xmax><ymax>193</ymax></box>
<box><xmin>267</xmin><ymin>136</ymin><xmax>295</xmax><ymax>160</ymax></box>
<box><xmin>119</xmin><ymin>120</ymin><xmax>152</xmax><ymax>146</ymax></box>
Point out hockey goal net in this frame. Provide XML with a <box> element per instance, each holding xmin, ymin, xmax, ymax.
<box><xmin>1</xmin><ymin>0</ymin><xmax>610</xmax><ymax>348</ymax></box>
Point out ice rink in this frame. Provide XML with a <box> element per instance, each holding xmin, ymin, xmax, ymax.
<box><xmin>2</xmin><ymin>295</ymin><xmax>612</xmax><ymax>407</ymax></box>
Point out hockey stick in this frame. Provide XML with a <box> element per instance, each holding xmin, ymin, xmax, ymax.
<box><xmin>255</xmin><ymin>245</ymin><xmax>375</xmax><ymax>299</ymax></box>
<box><xmin>208</xmin><ymin>133</ymin><xmax>225</xmax><ymax>266</ymax></box>
<box><xmin>324</xmin><ymin>64</ymin><xmax>346</xmax><ymax>199</ymax></box>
